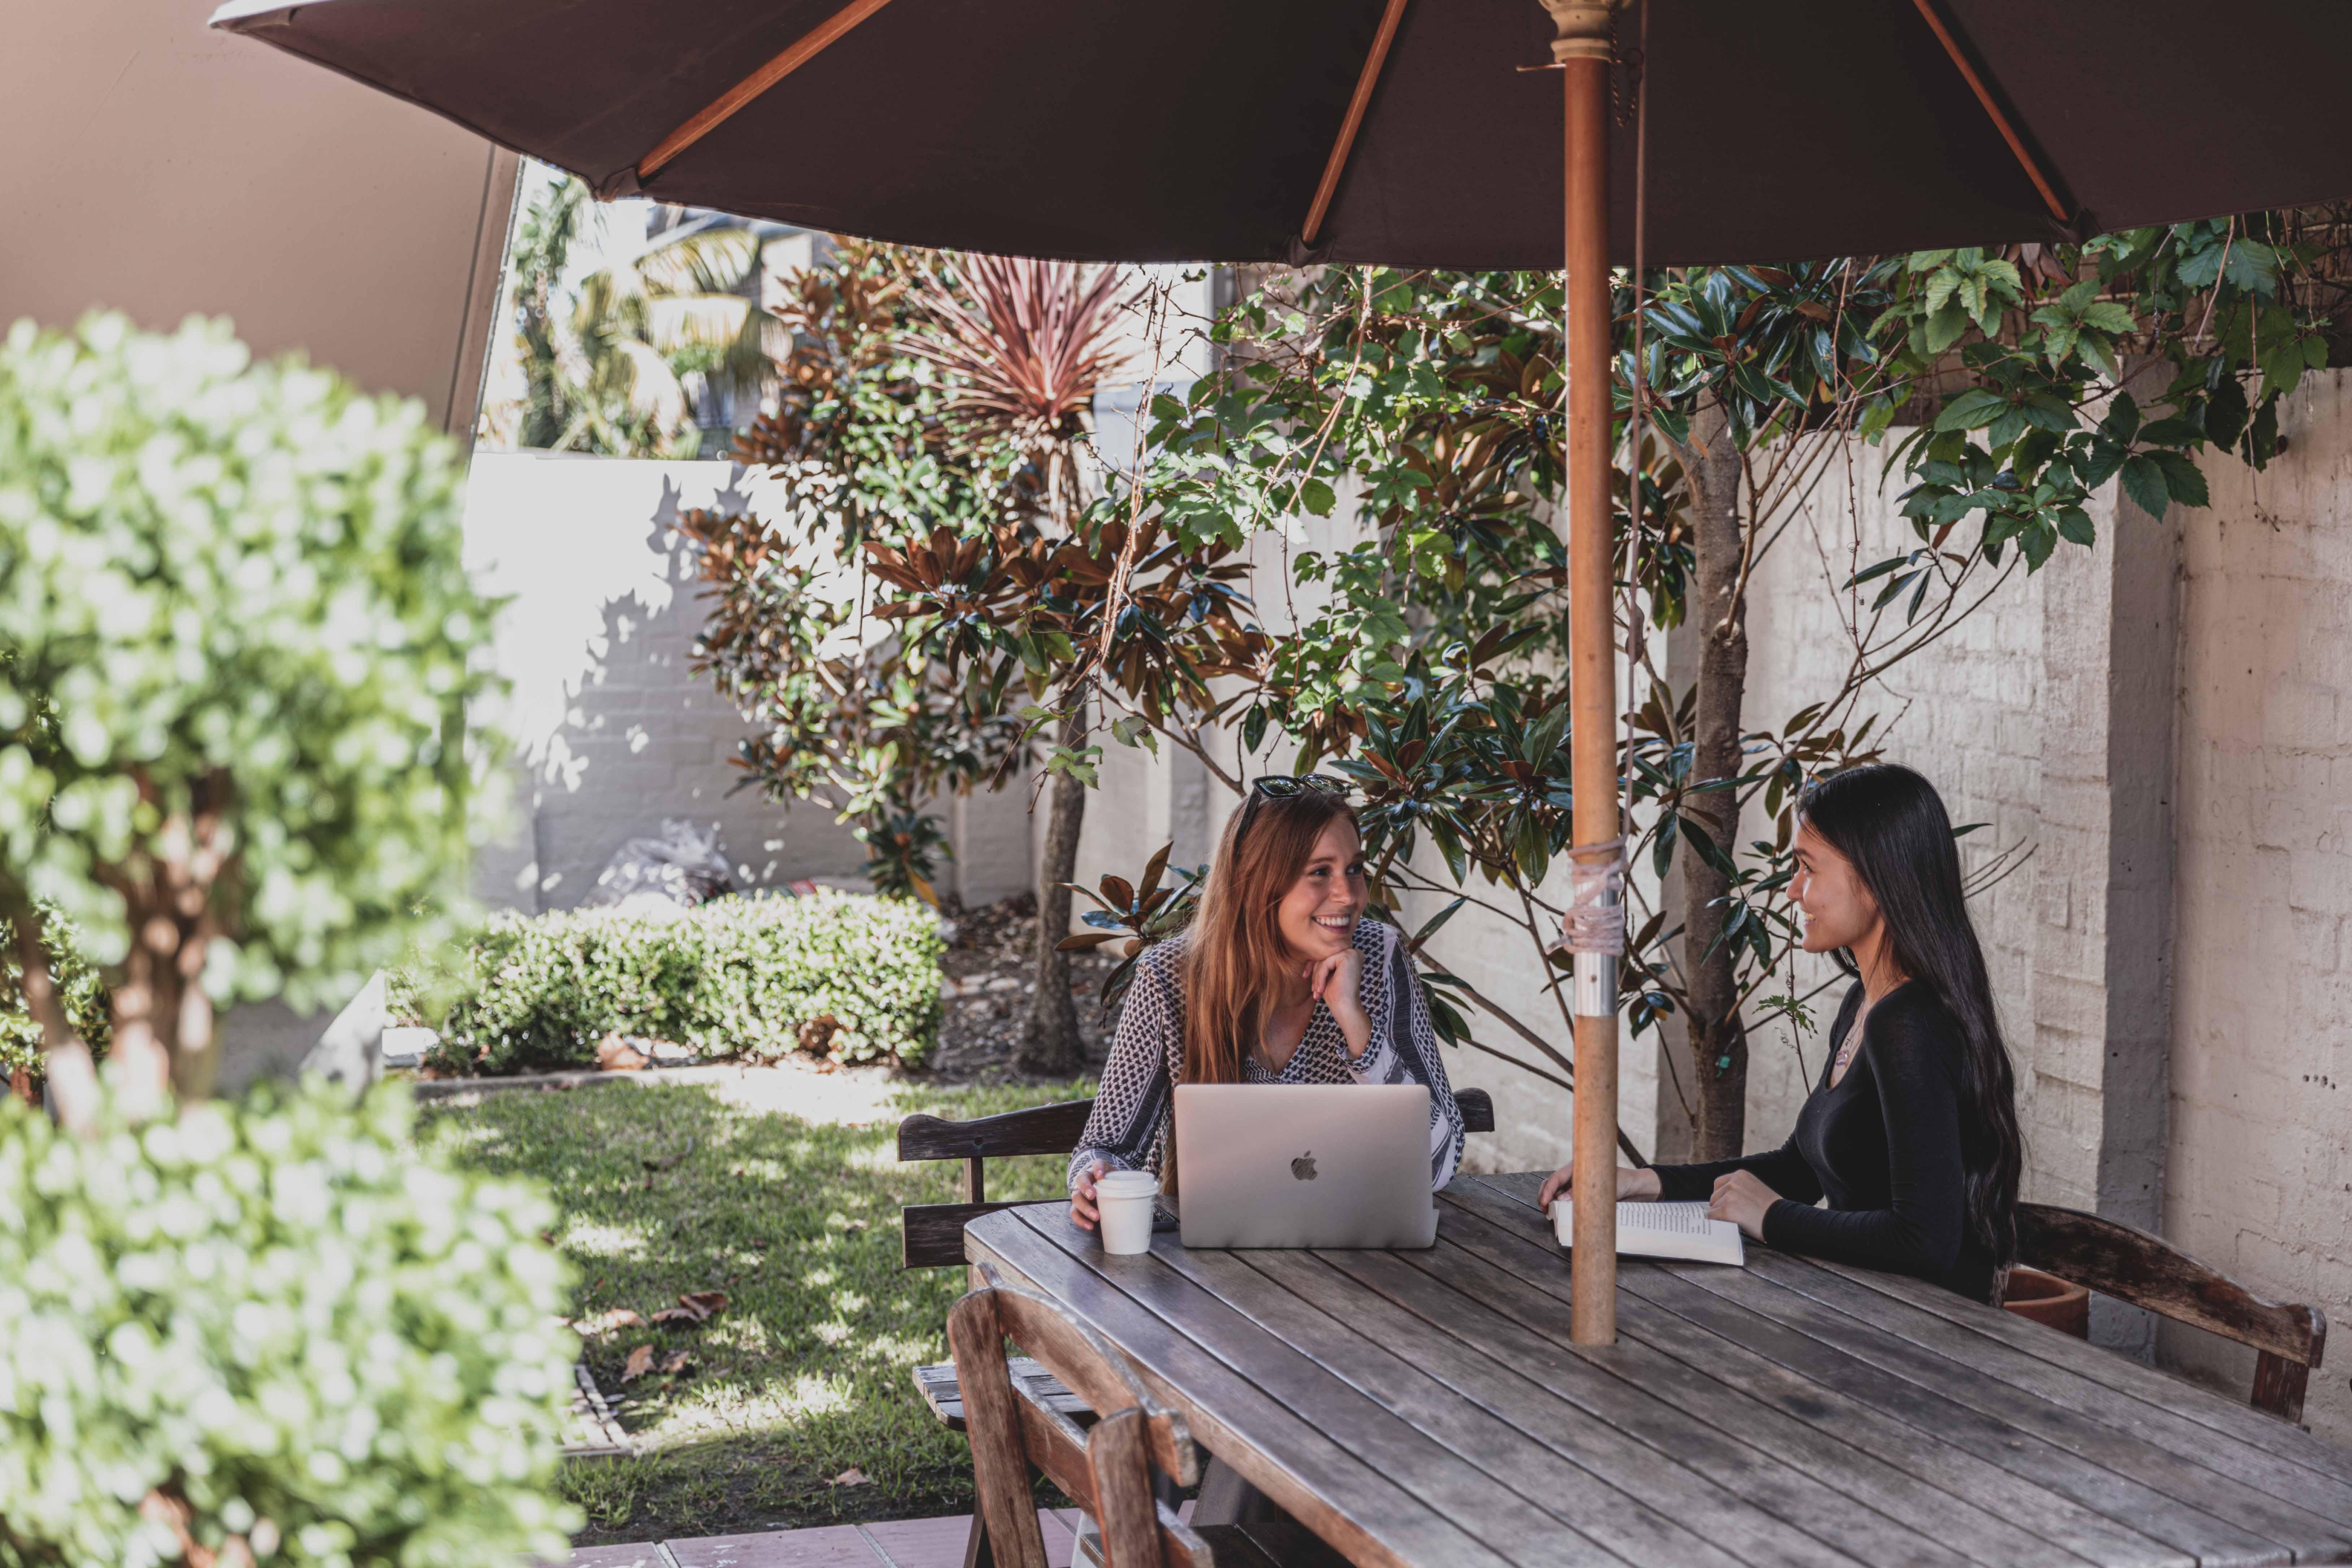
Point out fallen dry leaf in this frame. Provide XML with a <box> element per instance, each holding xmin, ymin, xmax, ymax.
<box><xmin>829</xmin><ymin>1468</ymin><xmax>870</xmax><ymax>1488</ymax></box>
<box><xmin>620</xmin><ymin>1344</ymin><xmax>654</xmax><ymax>1383</ymax></box>
<box><xmin>659</xmin><ymin>1350</ymin><xmax>691</xmax><ymax>1376</ymax></box>
<box><xmin>596</xmin><ymin>1032</ymin><xmax>652</xmax><ymax>1072</ymax></box>
<box><xmin>651</xmin><ymin>1290</ymin><xmax>728</xmax><ymax>1325</ymax></box>
<box><xmin>578</xmin><ymin>1308</ymin><xmax>648</xmax><ymax>1336</ymax></box>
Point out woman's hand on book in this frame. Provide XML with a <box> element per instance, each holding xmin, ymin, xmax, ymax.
<box><xmin>1536</xmin><ymin>1163</ymin><xmax>1661</xmax><ymax>1210</ymax></box>
<box><xmin>1069</xmin><ymin>1160</ymin><xmax>1109</xmax><ymax>1231</ymax></box>
<box><xmin>1708</xmin><ymin>1170</ymin><xmax>1780</xmax><ymax>1240</ymax></box>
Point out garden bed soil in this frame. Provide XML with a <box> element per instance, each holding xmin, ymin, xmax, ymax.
<box><xmin>922</xmin><ymin>893</ymin><xmax>1120</xmax><ymax>1083</ymax></box>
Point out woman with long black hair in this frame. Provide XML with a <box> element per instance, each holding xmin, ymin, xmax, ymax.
<box><xmin>1538</xmin><ymin>762</ymin><xmax>2025</xmax><ymax>1302</ymax></box>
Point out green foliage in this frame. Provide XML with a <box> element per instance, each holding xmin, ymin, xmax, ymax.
<box><xmin>0</xmin><ymin>1081</ymin><xmax>579</xmax><ymax>1568</ymax></box>
<box><xmin>1146</xmin><ymin>268</ymin><xmax>1573</xmax><ymax>765</ymax></box>
<box><xmin>0</xmin><ymin>903</ymin><xmax>108</xmax><ymax>1076</ymax></box>
<box><xmin>492</xmin><ymin>172</ymin><xmax>780</xmax><ymax>458</ymax></box>
<box><xmin>0</xmin><ymin>312</ymin><xmax>503</xmax><ymax>1025</ymax></box>
<box><xmin>675</xmin><ymin>243</ymin><xmax>1027</xmax><ymax>900</ymax></box>
<box><xmin>404</xmin><ymin>890</ymin><xmax>944</xmax><ymax>1075</ymax></box>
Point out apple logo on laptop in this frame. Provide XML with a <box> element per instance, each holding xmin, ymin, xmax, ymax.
<box><xmin>1290</xmin><ymin>1151</ymin><xmax>1317</xmax><ymax>1181</ymax></box>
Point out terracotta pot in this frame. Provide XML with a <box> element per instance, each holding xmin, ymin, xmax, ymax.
<box><xmin>2002</xmin><ymin>1266</ymin><xmax>2090</xmax><ymax>1338</ymax></box>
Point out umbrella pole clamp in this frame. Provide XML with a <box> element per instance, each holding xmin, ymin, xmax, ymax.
<box><xmin>1539</xmin><ymin>0</ymin><xmax>1619</xmax><ymax>61</ymax></box>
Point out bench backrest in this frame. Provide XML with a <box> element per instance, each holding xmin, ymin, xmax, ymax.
<box><xmin>2016</xmin><ymin>1201</ymin><xmax>2327</xmax><ymax>1423</ymax></box>
<box><xmin>897</xmin><ymin>1088</ymin><xmax>1494</xmax><ymax>1269</ymax></box>
<box><xmin>949</xmin><ymin>1279</ymin><xmax>1208</xmax><ymax>1568</ymax></box>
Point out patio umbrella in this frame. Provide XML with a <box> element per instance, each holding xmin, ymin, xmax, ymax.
<box><xmin>212</xmin><ymin>0</ymin><xmax>2352</xmax><ymax>1344</ymax></box>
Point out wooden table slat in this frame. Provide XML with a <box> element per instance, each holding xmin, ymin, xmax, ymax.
<box><xmin>1325</xmin><ymin>1238</ymin><xmax>2029</xmax><ymax>1568</ymax></box>
<box><xmin>1227</xmin><ymin>1247</ymin><xmax>1761</xmax><ymax>1568</ymax></box>
<box><xmin>969</xmin><ymin>1203</ymin><xmax>1518</xmax><ymax>1568</ymax></box>
<box><xmin>1150</xmin><ymin>1239</ymin><xmax>1707</xmax><ymax>1568</ymax></box>
<box><xmin>1431</xmin><ymin>1186</ymin><xmax>2193</xmax><ymax>1568</ymax></box>
<box><xmin>1441</xmin><ymin>1181</ymin><xmax>2264</xmax><ymax>1568</ymax></box>
<box><xmin>1064</xmin><ymin>1225</ymin><xmax>1629</xmax><ymax>1568</ymax></box>
<box><xmin>1460</xmin><ymin>1173</ymin><xmax>2352</xmax><ymax>1553</ymax></box>
<box><xmin>1809</xmin><ymin>1253</ymin><xmax>2352</xmax><ymax>1483</ymax></box>
<box><xmin>1664</xmin><ymin>1250</ymin><xmax>2349</xmax><ymax>1555</ymax></box>
<box><xmin>961</xmin><ymin>1177</ymin><xmax>2352</xmax><ymax>1568</ymax></box>
<box><xmin>1733</xmin><ymin>1245</ymin><xmax>2352</xmax><ymax>1525</ymax></box>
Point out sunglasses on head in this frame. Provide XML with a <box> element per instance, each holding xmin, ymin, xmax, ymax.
<box><xmin>1233</xmin><ymin>774</ymin><xmax>1352</xmax><ymax>846</ymax></box>
<box><xmin>1250</xmin><ymin>774</ymin><xmax>1350</xmax><ymax>800</ymax></box>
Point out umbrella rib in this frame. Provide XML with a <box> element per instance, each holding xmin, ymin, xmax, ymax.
<box><xmin>1301</xmin><ymin>0</ymin><xmax>1412</xmax><ymax>245</ymax></box>
<box><xmin>637</xmin><ymin>0</ymin><xmax>901</xmax><ymax>184</ymax></box>
<box><xmin>1907</xmin><ymin>0</ymin><xmax>2070</xmax><ymax>224</ymax></box>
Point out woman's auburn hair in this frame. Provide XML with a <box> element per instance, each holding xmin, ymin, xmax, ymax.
<box><xmin>1179</xmin><ymin>788</ymin><xmax>1361</xmax><ymax>1089</ymax></box>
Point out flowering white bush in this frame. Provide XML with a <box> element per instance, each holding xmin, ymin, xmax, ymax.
<box><xmin>0</xmin><ymin>1083</ymin><xmax>580</xmax><ymax>1568</ymax></box>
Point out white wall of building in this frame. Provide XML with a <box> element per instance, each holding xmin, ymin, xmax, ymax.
<box><xmin>462</xmin><ymin>452</ymin><xmax>1037</xmax><ymax>913</ymax></box>
<box><xmin>2166</xmin><ymin>370</ymin><xmax>2352</xmax><ymax>1442</ymax></box>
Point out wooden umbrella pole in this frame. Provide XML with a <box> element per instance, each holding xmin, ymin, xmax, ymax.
<box><xmin>1546</xmin><ymin>0</ymin><xmax>1620</xmax><ymax>1347</ymax></box>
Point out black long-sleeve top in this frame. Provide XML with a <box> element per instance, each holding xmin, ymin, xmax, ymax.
<box><xmin>1652</xmin><ymin>980</ymin><xmax>1996</xmax><ymax>1303</ymax></box>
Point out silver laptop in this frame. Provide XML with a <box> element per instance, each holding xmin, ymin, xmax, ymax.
<box><xmin>1172</xmin><ymin>1084</ymin><xmax>1439</xmax><ymax>1249</ymax></box>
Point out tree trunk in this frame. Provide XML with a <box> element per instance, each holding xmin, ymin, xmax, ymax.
<box><xmin>1675</xmin><ymin>397</ymin><xmax>1751</xmax><ymax>1162</ymax></box>
<box><xmin>10</xmin><ymin>909</ymin><xmax>101</xmax><ymax>1129</ymax></box>
<box><xmin>1016</xmin><ymin>698</ymin><xmax>1088</xmax><ymax>1076</ymax></box>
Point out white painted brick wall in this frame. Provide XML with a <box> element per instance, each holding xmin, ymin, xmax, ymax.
<box><xmin>2170</xmin><ymin>369</ymin><xmax>2352</xmax><ymax>1445</ymax></box>
<box><xmin>461</xmin><ymin>452</ymin><xmax>1033</xmax><ymax>912</ymax></box>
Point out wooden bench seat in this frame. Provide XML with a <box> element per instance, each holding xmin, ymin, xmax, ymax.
<box><xmin>914</xmin><ymin>1355</ymin><xmax>1090</xmax><ymax>1433</ymax></box>
<box><xmin>2013</xmin><ymin>1201</ymin><xmax>2329</xmax><ymax>1423</ymax></box>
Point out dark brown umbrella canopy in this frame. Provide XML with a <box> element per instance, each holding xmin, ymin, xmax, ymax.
<box><xmin>213</xmin><ymin>0</ymin><xmax>2352</xmax><ymax>267</ymax></box>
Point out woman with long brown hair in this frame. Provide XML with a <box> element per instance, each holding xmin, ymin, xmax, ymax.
<box><xmin>1067</xmin><ymin>777</ymin><xmax>1465</xmax><ymax>1229</ymax></box>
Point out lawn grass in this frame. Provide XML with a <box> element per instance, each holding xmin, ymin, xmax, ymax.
<box><xmin>418</xmin><ymin>1073</ymin><xmax>1090</xmax><ymax>1546</ymax></box>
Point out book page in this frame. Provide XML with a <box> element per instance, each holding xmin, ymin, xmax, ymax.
<box><xmin>1620</xmin><ymin>1201</ymin><xmax>1715</xmax><ymax>1234</ymax></box>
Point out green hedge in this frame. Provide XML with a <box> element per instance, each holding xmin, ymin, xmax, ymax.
<box><xmin>403</xmin><ymin>890</ymin><xmax>943</xmax><ymax>1077</ymax></box>
<box><xmin>0</xmin><ymin>1081</ymin><xmax>579</xmax><ymax>1568</ymax></box>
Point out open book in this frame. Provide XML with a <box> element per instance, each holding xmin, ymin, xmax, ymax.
<box><xmin>1549</xmin><ymin>1198</ymin><xmax>1746</xmax><ymax>1266</ymax></box>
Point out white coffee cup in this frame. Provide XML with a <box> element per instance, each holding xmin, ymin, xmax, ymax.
<box><xmin>1095</xmin><ymin>1170</ymin><xmax>1160</xmax><ymax>1256</ymax></box>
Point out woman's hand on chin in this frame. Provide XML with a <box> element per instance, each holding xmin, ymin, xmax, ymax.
<box><xmin>1069</xmin><ymin>1160</ymin><xmax>1109</xmax><ymax>1231</ymax></box>
<box><xmin>1708</xmin><ymin>1170</ymin><xmax>1780</xmax><ymax>1240</ymax></box>
<box><xmin>1307</xmin><ymin>947</ymin><xmax>1370</xmax><ymax>1050</ymax></box>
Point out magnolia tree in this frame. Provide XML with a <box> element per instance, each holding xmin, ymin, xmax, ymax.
<box><xmin>0</xmin><ymin>313</ymin><xmax>502</xmax><ymax>1126</ymax></box>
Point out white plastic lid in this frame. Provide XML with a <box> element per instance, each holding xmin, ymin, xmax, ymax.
<box><xmin>1096</xmin><ymin>1170</ymin><xmax>1160</xmax><ymax>1196</ymax></box>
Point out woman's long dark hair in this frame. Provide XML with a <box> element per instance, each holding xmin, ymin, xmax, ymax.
<box><xmin>1800</xmin><ymin>763</ymin><xmax>2024</xmax><ymax>1266</ymax></box>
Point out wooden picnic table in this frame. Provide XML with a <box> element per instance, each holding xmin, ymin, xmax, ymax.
<box><xmin>963</xmin><ymin>1170</ymin><xmax>2352</xmax><ymax>1568</ymax></box>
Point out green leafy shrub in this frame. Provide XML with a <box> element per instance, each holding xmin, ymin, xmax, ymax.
<box><xmin>0</xmin><ymin>1081</ymin><xmax>580</xmax><ymax>1568</ymax></box>
<box><xmin>404</xmin><ymin>890</ymin><xmax>943</xmax><ymax>1076</ymax></box>
<box><xmin>0</xmin><ymin>312</ymin><xmax>504</xmax><ymax>1105</ymax></box>
<box><xmin>0</xmin><ymin>904</ymin><xmax>109</xmax><ymax>1077</ymax></box>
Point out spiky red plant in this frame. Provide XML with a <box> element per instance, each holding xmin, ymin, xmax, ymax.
<box><xmin>902</xmin><ymin>254</ymin><xmax>1142</xmax><ymax>525</ymax></box>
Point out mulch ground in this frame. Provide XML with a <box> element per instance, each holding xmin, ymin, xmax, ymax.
<box><xmin>919</xmin><ymin>893</ymin><xmax>1120</xmax><ymax>1083</ymax></box>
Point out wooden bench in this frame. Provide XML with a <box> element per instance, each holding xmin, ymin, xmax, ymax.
<box><xmin>952</xmin><ymin>1270</ymin><xmax>1348</xmax><ymax>1568</ymax></box>
<box><xmin>2013</xmin><ymin>1201</ymin><xmax>2329</xmax><ymax>1424</ymax></box>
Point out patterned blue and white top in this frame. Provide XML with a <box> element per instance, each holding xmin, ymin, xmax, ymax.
<box><xmin>1067</xmin><ymin>917</ymin><xmax>1465</xmax><ymax>1195</ymax></box>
